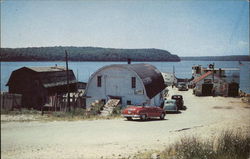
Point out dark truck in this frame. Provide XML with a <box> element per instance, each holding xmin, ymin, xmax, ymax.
<box><xmin>171</xmin><ymin>95</ymin><xmax>184</xmax><ymax>110</ymax></box>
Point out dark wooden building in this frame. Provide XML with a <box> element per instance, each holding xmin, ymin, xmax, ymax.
<box><xmin>6</xmin><ymin>66</ymin><xmax>77</xmax><ymax>109</ymax></box>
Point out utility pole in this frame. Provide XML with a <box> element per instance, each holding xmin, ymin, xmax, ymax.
<box><xmin>173</xmin><ymin>65</ymin><xmax>175</xmax><ymax>87</ymax></box>
<box><xmin>173</xmin><ymin>65</ymin><xmax>175</xmax><ymax>75</ymax></box>
<box><xmin>65</xmin><ymin>50</ymin><xmax>71</xmax><ymax>112</ymax></box>
<box><xmin>212</xmin><ymin>63</ymin><xmax>215</xmax><ymax>83</ymax></box>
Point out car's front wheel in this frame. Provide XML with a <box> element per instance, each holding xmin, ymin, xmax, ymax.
<box><xmin>140</xmin><ymin>114</ymin><xmax>147</xmax><ymax>121</ymax></box>
<box><xmin>126</xmin><ymin>117</ymin><xmax>132</xmax><ymax>121</ymax></box>
<box><xmin>160</xmin><ymin>113</ymin><xmax>165</xmax><ymax>120</ymax></box>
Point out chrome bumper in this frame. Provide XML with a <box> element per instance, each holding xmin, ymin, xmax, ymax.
<box><xmin>122</xmin><ymin>114</ymin><xmax>141</xmax><ymax>118</ymax></box>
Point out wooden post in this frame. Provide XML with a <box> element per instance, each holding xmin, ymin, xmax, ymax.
<box><xmin>212</xmin><ymin>63</ymin><xmax>215</xmax><ymax>83</ymax></box>
<box><xmin>65</xmin><ymin>50</ymin><xmax>71</xmax><ymax>112</ymax></box>
<box><xmin>73</xmin><ymin>95</ymin><xmax>76</xmax><ymax>114</ymax></box>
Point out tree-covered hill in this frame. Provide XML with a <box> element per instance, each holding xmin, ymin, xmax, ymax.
<box><xmin>0</xmin><ymin>46</ymin><xmax>180</xmax><ymax>62</ymax></box>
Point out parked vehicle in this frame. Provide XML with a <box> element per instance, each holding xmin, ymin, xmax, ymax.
<box><xmin>171</xmin><ymin>95</ymin><xmax>184</xmax><ymax>110</ymax></box>
<box><xmin>163</xmin><ymin>100</ymin><xmax>178</xmax><ymax>112</ymax></box>
<box><xmin>122</xmin><ymin>105</ymin><xmax>165</xmax><ymax>121</ymax></box>
<box><xmin>178</xmin><ymin>83</ymin><xmax>188</xmax><ymax>91</ymax></box>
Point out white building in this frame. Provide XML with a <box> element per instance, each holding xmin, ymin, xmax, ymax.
<box><xmin>161</xmin><ymin>72</ymin><xmax>177</xmax><ymax>86</ymax></box>
<box><xmin>192</xmin><ymin>65</ymin><xmax>240</xmax><ymax>96</ymax></box>
<box><xmin>85</xmin><ymin>64</ymin><xmax>166</xmax><ymax>107</ymax></box>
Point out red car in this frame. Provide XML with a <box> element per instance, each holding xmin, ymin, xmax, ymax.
<box><xmin>122</xmin><ymin>105</ymin><xmax>166</xmax><ymax>121</ymax></box>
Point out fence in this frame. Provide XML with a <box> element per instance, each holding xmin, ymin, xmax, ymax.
<box><xmin>0</xmin><ymin>92</ymin><xmax>22</xmax><ymax>111</ymax></box>
<box><xmin>43</xmin><ymin>94</ymin><xmax>86</xmax><ymax>112</ymax></box>
<box><xmin>1</xmin><ymin>92</ymin><xmax>86</xmax><ymax>112</ymax></box>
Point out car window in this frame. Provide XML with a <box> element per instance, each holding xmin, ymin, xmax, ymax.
<box><xmin>172</xmin><ymin>96</ymin><xmax>183</xmax><ymax>99</ymax></box>
<box><xmin>166</xmin><ymin>101</ymin><xmax>174</xmax><ymax>104</ymax></box>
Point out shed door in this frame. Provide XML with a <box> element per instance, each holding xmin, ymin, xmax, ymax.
<box><xmin>202</xmin><ymin>84</ymin><xmax>213</xmax><ymax>96</ymax></box>
<box><xmin>228</xmin><ymin>82</ymin><xmax>239</xmax><ymax>97</ymax></box>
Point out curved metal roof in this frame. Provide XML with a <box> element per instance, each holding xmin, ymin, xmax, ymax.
<box><xmin>93</xmin><ymin>63</ymin><xmax>166</xmax><ymax>99</ymax></box>
<box><xmin>123</xmin><ymin>64</ymin><xmax>166</xmax><ymax>98</ymax></box>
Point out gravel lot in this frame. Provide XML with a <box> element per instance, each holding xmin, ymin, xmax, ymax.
<box><xmin>1</xmin><ymin>87</ymin><xmax>250</xmax><ymax>159</ymax></box>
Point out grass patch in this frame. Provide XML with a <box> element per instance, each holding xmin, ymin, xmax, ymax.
<box><xmin>46</xmin><ymin>108</ymin><xmax>121</xmax><ymax>121</ymax></box>
<box><xmin>132</xmin><ymin>130</ymin><xmax>250</xmax><ymax>159</ymax></box>
<box><xmin>1</xmin><ymin>107</ymin><xmax>123</xmax><ymax>122</ymax></box>
<box><xmin>1</xmin><ymin>108</ymin><xmax>41</xmax><ymax>115</ymax></box>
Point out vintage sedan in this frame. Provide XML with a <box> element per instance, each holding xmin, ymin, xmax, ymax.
<box><xmin>171</xmin><ymin>95</ymin><xmax>184</xmax><ymax>110</ymax></box>
<box><xmin>178</xmin><ymin>83</ymin><xmax>188</xmax><ymax>91</ymax></box>
<box><xmin>122</xmin><ymin>105</ymin><xmax>165</xmax><ymax>121</ymax></box>
<box><xmin>163</xmin><ymin>100</ymin><xmax>178</xmax><ymax>112</ymax></box>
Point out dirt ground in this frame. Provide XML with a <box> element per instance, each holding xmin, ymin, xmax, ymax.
<box><xmin>1</xmin><ymin>87</ymin><xmax>250</xmax><ymax>159</ymax></box>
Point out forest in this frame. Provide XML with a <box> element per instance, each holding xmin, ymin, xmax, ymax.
<box><xmin>1</xmin><ymin>46</ymin><xmax>180</xmax><ymax>62</ymax></box>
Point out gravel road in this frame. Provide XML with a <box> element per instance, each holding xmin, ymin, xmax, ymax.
<box><xmin>1</xmin><ymin>87</ymin><xmax>250</xmax><ymax>159</ymax></box>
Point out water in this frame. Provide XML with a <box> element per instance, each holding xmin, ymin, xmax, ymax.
<box><xmin>1</xmin><ymin>61</ymin><xmax>249</xmax><ymax>93</ymax></box>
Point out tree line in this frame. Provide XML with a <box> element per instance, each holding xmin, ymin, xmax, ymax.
<box><xmin>1</xmin><ymin>46</ymin><xmax>180</xmax><ymax>62</ymax></box>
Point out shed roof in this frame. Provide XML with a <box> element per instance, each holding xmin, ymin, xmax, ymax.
<box><xmin>6</xmin><ymin>66</ymin><xmax>77</xmax><ymax>88</ymax></box>
<box><xmin>26</xmin><ymin>66</ymin><xmax>66</xmax><ymax>72</ymax></box>
<box><xmin>95</xmin><ymin>64</ymin><xmax>166</xmax><ymax>99</ymax></box>
<box><xmin>203</xmin><ymin>68</ymin><xmax>240</xmax><ymax>71</ymax></box>
<box><xmin>193</xmin><ymin>71</ymin><xmax>212</xmax><ymax>83</ymax></box>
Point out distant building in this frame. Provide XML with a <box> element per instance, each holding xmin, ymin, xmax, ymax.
<box><xmin>161</xmin><ymin>72</ymin><xmax>176</xmax><ymax>86</ymax></box>
<box><xmin>192</xmin><ymin>65</ymin><xmax>240</xmax><ymax>96</ymax></box>
<box><xmin>77</xmin><ymin>82</ymin><xmax>87</xmax><ymax>90</ymax></box>
<box><xmin>239</xmin><ymin>62</ymin><xmax>250</xmax><ymax>94</ymax></box>
<box><xmin>85</xmin><ymin>64</ymin><xmax>166</xmax><ymax>107</ymax></box>
<box><xmin>6</xmin><ymin>66</ymin><xmax>77</xmax><ymax>109</ymax></box>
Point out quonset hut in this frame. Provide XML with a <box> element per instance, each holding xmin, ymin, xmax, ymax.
<box><xmin>85</xmin><ymin>63</ymin><xmax>166</xmax><ymax>107</ymax></box>
<box><xmin>6</xmin><ymin>66</ymin><xmax>77</xmax><ymax>109</ymax></box>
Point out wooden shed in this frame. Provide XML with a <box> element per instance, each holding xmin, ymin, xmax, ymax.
<box><xmin>6</xmin><ymin>66</ymin><xmax>77</xmax><ymax>109</ymax></box>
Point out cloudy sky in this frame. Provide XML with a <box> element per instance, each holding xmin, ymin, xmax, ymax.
<box><xmin>1</xmin><ymin>0</ymin><xmax>249</xmax><ymax>56</ymax></box>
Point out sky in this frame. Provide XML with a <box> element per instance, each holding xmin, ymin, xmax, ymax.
<box><xmin>1</xmin><ymin>0</ymin><xmax>249</xmax><ymax>56</ymax></box>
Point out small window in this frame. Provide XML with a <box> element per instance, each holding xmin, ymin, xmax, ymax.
<box><xmin>131</xmin><ymin>77</ymin><xmax>136</xmax><ymax>88</ymax></box>
<box><xmin>127</xmin><ymin>100</ymin><xmax>131</xmax><ymax>105</ymax></box>
<box><xmin>97</xmin><ymin>76</ymin><xmax>102</xmax><ymax>87</ymax></box>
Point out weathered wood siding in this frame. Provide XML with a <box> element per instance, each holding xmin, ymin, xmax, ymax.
<box><xmin>0</xmin><ymin>92</ymin><xmax>22</xmax><ymax>111</ymax></box>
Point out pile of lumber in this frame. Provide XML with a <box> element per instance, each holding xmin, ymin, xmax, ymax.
<box><xmin>100</xmin><ymin>99</ymin><xmax>120</xmax><ymax>116</ymax></box>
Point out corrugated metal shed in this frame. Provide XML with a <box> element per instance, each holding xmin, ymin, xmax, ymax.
<box><xmin>103</xmin><ymin>64</ymin><xmax>166</xmax><ymax>99</ymax></box>
<box><xmin>123</xmin><ymin>64</ymin><xmax>166</xmax><ymax>99</ymax></box>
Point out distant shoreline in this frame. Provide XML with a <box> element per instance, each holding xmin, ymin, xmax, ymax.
<box><xmin>1</xmin><ymin>60</ymin><xmax>180</xmax><ymax>62</ymax></box>
<box><xmin>180</xmin><ymin>55</ymin><xmax>250</xmax><ymax>61</ymax></box>
<box><xmin>1</xmin><ymin>58</ymin><xmax>249</xmax><ymax>62</ymax></box>
<box><xmin>0</xmin><ymin>46</ymin><xmax>180</xmax><ymax>62</ymax></box>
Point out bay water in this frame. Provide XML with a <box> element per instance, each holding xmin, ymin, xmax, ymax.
<box><xmin>1</xmin><ymin>61</ymin><xmax>249</xmax><ymax>93</ymax></box>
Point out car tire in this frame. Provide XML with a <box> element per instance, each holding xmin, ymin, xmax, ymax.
<box><xmin>140</xmin><ymin>114</ymin><xmax>147</xmax><ymax>121</ymax></box>
<box><xmin>126</xmin><ymin>117</ymin><xmax>132</xmax><ymax>121</ymax></box>
<box><xmin>160</xmin><ymin>113</ymin><xmax>165</xmax><ymax>120</ymax></box>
